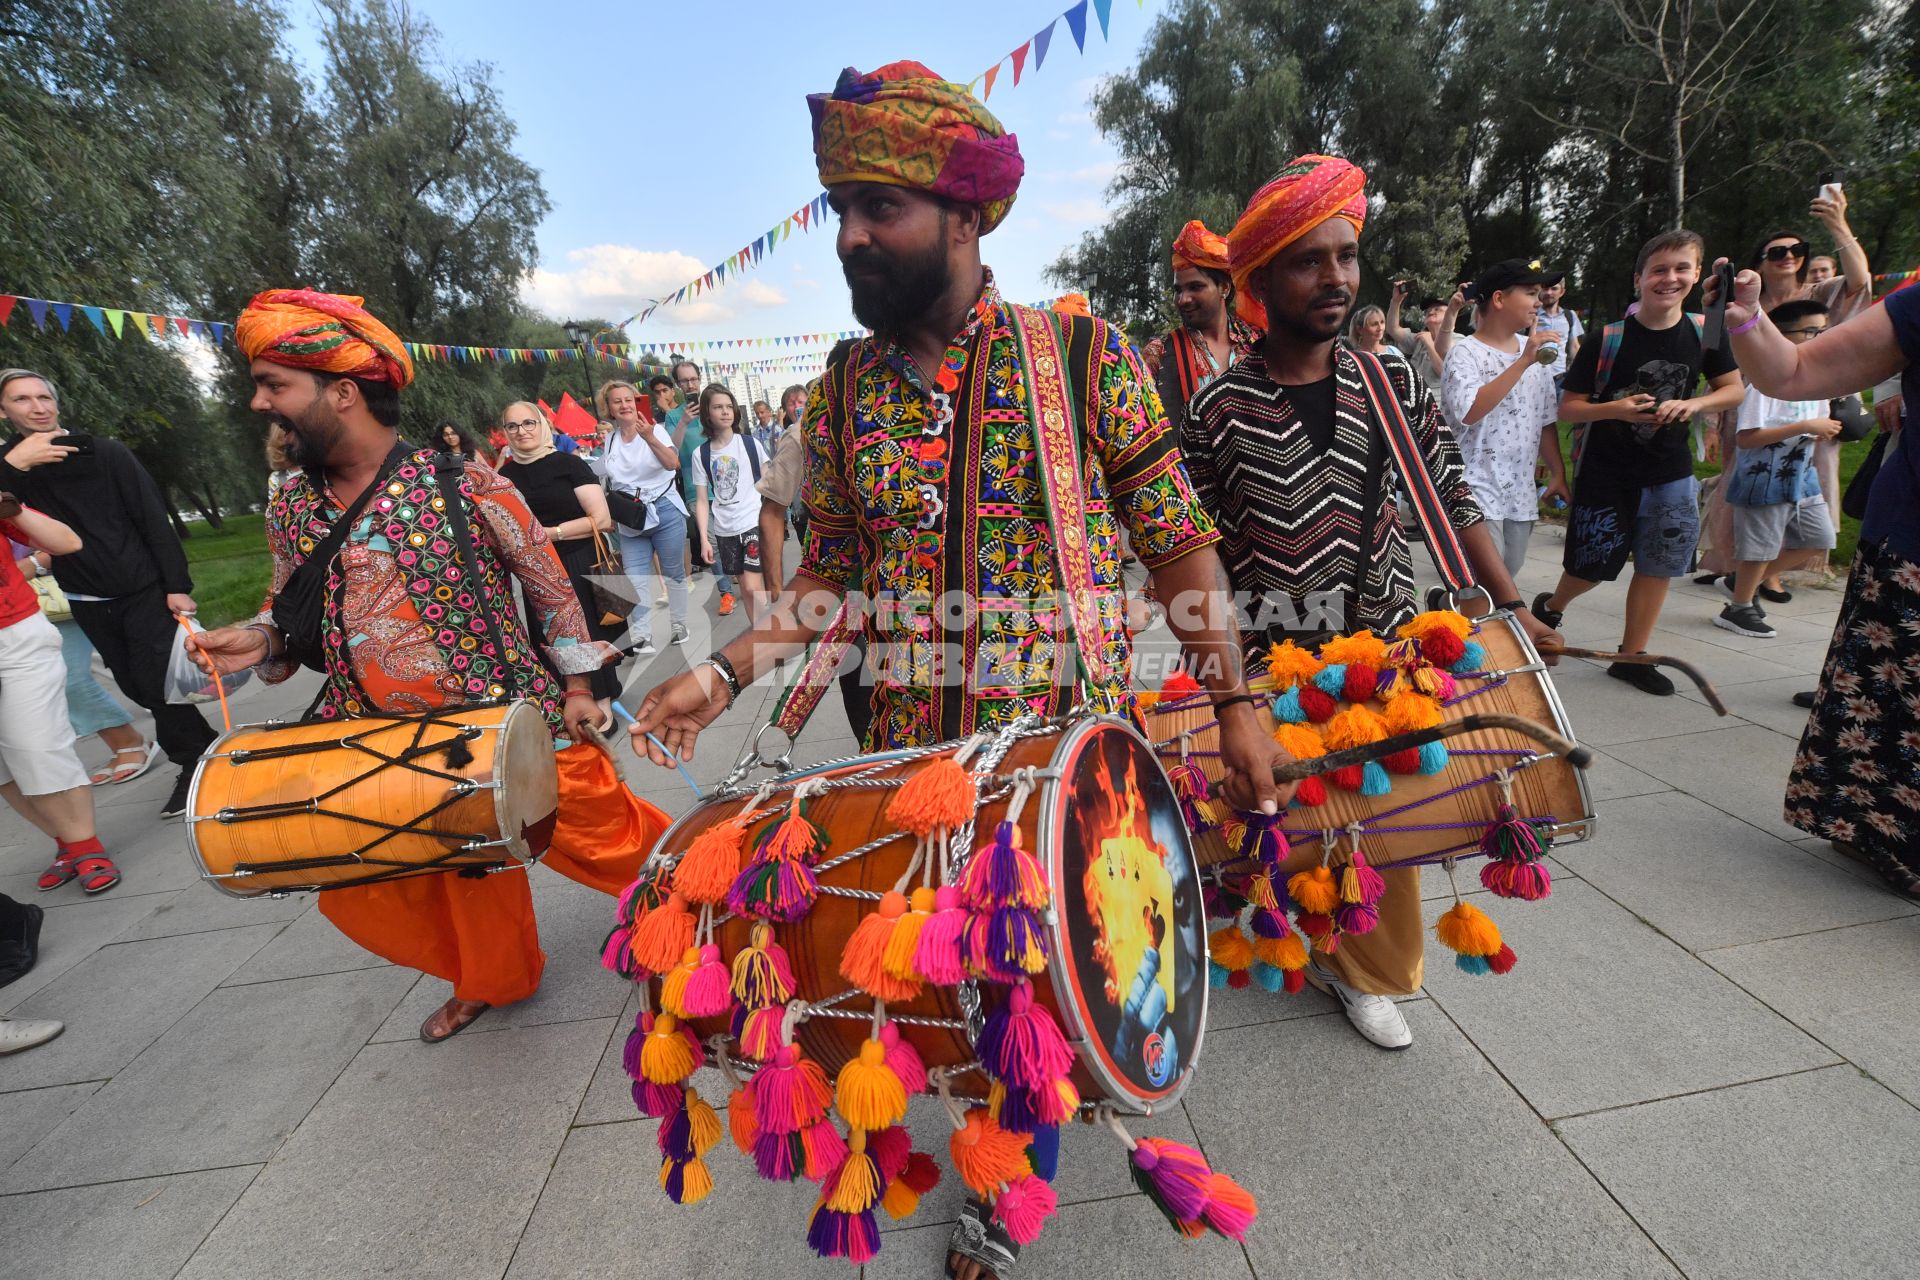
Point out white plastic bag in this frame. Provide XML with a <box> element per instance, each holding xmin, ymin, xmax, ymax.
<box><xmin>165</xmin><ymin>615</ymin><xmax>253</xmax><ymax>705</ymax></box>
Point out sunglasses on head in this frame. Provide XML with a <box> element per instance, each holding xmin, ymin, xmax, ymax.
<box><xmin>1762</xmin><ymin>242</ymin><xmax>1811</xmax><ymax>263</ymax></box>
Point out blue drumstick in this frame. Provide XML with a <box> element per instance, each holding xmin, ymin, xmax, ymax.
<box><xmin>609</xmin><ymin>702</ymin><xmax>704</xmax><ymax>800</ymax></box>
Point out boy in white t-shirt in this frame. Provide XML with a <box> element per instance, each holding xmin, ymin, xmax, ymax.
<box><xmin>1438</xmin><ymin>259</ymin><xmax>1570</xmax><ymax>575</ymax></box>
<box><xmin>690</xmin><ymin>386</ymin><xmax>769</xmax><ymax>623</ymax></box>
<box><xmin>1713</xmin><ymin>298</ymin><xmax>1840</xmax><ymax>640</ymax></box>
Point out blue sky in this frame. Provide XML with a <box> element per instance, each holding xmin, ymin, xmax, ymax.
<box><xmin>284</xmin><ymin>0</ymin><xmax>1162</xmax><ymax>355</ymax></box>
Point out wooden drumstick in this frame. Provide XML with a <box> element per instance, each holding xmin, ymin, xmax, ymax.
<box><xmin>1536</xmin><ymin>644</ymin><xmax>1730</xmax><ymax>715</ymax></box>
<box><xmin>1271</xmin><ymin>712</ymin><xmax>1594</xmax><ymax>784</ymax></box>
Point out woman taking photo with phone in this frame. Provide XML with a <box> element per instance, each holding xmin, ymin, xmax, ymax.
<box><xmin>598</xmin><ymin>380</ymin><xmax>689</xmax><ymax>654</ymax></box>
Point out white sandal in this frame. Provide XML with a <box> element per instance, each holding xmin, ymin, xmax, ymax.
<box><xmin>93</xmin><ymin>740</ymin><xmax>160</xmax><ymax>786</ymax></box>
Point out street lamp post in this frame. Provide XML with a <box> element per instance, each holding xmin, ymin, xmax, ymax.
<box><xmin>563</xmin><ymin>321</ymin><xmax>598</xmax><ymax>417</ymax></box>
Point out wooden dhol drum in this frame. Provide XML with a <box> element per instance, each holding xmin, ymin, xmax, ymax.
<box><xmin>186</xmin><ymin>701</ymin><xmax>560</xmax><ymax>898</ymax></box>
<box><xmin>1145</xmin><ymin>611</ymin><xmax>1595</xmax><ymax>870</ymax></box>
<box><xmin>649</xmin><ymin>716</ymin><xmax>1209</xmax><ymax>1112</ymax></box>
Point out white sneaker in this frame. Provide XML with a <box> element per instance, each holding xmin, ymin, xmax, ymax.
<box><xmin>0</xmin><ymin>1016</ymin><xmax>64</xmax><ymax>1055</ymax></box>
<box><xmin>1307</xmin><ymin>961</ymin><xmax>1412</xmax><ymax>1050</ymax></box>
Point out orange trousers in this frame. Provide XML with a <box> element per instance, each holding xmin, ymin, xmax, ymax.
<box><xmin>319</xmin><ymin>745</ymin><xmax>669</xmax><ymax>1005</ymax></box>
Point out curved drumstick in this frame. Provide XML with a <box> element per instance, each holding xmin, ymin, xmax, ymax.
<box><xmin>1272</xmin><ymin>712</ymin><xmax>1594</xmax><ymax>784</ymax></box>
<box><xmin>1537</xmin><ymin>644</ymin><xmax>1729</xmax><ymax>715</ymax></box>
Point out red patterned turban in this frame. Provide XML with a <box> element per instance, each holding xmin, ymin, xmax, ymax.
<box><xmin>810</xmin><ymin>61</ymin><xmax>1024</xmax><ymax>233</ymax></box>
<box><xmin>1227</xmin><ymin>156</ymin><xmax>1369</xmax><ymax>303</ymax></box>
<box><xmin>235</xmin><ymin>289</ymin><xmax>415</xmax><ymax>389</ymax></box>
<box><xmin>1170</xmin><ymin>220</ymin><xmax>1230</xmax><ymax>273</ymax></box>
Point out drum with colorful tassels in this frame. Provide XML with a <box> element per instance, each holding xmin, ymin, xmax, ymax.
<box><xmin>601</xmin><ymin>715</ymin><xmax>1256</xmax><ymax>1264</ymax></box>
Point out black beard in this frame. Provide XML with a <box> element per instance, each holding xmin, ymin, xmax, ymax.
<box><xmin>842</xmin><ymin>237</ymin><xmax>952</xmax><ymax>335</ymax></box>
<box><xmin>1270</xmin><ymin>292</ymin><xmax>1352</xmax><ymax>345</ymax></box>
<box><xmin>275</xmin><ymin>403</ymin><xmax>344</xmax><ymax>468</ymax></box>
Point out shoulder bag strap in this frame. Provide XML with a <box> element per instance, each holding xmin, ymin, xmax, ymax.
<box><xmin>431</xmin><ymin>452</ymin><xmax>513</xmax><ymax>668</ymax></box>
<box><xmin>1170</xmin><ymin>328</ymin><xmax>1202</xmax><ymax>408</ymax></box>
<box><xmin>1594</xmin><ymin>320</ymin><xmax>1627</xmax><ymax>396</ymax></box>
<box><xmin>1350</xmin><ymin>349</ymin><xmax>1476</xmax><ymax>593</ymax></box>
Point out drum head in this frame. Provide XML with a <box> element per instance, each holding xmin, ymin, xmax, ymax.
<box><xmin>1041</xmin><ymin>719</ymin><xmax>1207</xmax><ymax>1111</ymax></box>
<box><xmin>494</xmin><ymin>700</ymin><xmax>560</xmax><ymax>861</ymax></box>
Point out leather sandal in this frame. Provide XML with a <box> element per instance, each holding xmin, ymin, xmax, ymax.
<box><xmin>419</xmin><ymin>997</ymin><xmax>490</xmax><ymax>1043</ymax></box>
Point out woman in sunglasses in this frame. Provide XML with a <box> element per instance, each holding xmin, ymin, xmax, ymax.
<box><xmin>1698</xmin><ymin>192</ymin><xmax>1874</xmax><ymax>594</ymax></box>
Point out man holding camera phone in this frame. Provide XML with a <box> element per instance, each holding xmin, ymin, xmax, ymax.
<box><xmin>0</xmin><ymin>369</ymin><xmax>215</xmax><ymax>820</ymax></box>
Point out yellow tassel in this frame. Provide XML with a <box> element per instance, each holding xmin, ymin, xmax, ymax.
<box><xmin>827</xmin><ymin>1130</ymin><xmax>881</xmax><ymax>1212</ymax></box>
<box><xmin>1209</xmin><ymin>925</ymin><xmax>1255</xmax><ymax>971</ymax></box>
<box><xmin>1316</xmin><ymin>630</ymin><xmax>1389</xmax><ymax>668</ymax></box>
<box><xmin>1264</xmin><ymin>640</ymin><xmax>1325</xmax><ymax>690</ymax></box>
<box><xmin>1383</xmin><ymin>691</ymin><xmax>1442</xmax><ymax>734</ymax></box>
<box><xmin>1323</xmin><ymin>704</ymin><xmax>1388</xmax><ymax>752</ymax></box>
<box><xmin>1397</xmin><ymin>609</ymin><xmax>1472</xmax><ymax>643</ymax></box>
<box><xmin>640</xmin><ymin>1012</ymin><xmax>696</xmax><ymax>1085</ymax></box>
<box><xmin>883</xmin><ymin>887</ymin><xmax>935</xmax><ymax>980</ymax></box>
<box><xmin>658</xmin><ymin>946</ymin><xmax>700</xmax><ymax>1018</ymax></box>
<box><xmin>835</xmin><ymin>1038</ymin><xmax>909</xmax><ymax>1131</ymax></box>
<box><xmin>660</xmin><ymin>1155</ymin><xmax>714</xmax><ymax>1204</ymax></box>
<box><xmin>685</xmin><ymin>1087</ymin><xmax>722</xmax><ymax>1158</ymax></box>
<box><xmin>1248</xmin><ymin>872</ymin><xmax>1279</xmax><ymax>913</ymax></box>
<box><xmin>1435</xmin><ymin>900</ymin><xmax>1503</xmax><ymax>957</ymax></box>
<box><xmin>1288</xmin><ymin>865</ymin><xmax>1340</xmax><ymax>915</ymax></box>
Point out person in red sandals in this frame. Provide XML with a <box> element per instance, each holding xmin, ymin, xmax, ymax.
<box><xmin>190</xmin><ymin>289</ymin><xmax>666</xmax><ymax>1044</ymax></box>
<box><xmin>0</xmin><ymin>497</ymin><xmax>120</xmax><ymax>895</ymax></box>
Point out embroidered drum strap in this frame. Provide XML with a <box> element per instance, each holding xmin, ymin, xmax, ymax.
<box><xmin>1350</xmin><ymin>349</ymin><xmax>1475</xmax><ymax>593</ymax></box>
<box><xmin>763</xmin><ymin>345</ymin><xmax>863</xmax><ymax>740</ymax></box>
<box><xmin>1009</xmin><ymin>303</ymin><xmax>1113</xmax><ymax>697</ymax></box>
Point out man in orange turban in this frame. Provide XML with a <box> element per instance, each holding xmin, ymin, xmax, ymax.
<box><xmin>1181</xmin><ymin>157</ymin><xmax>1562</xmax><ymax>1056</ymax></box>
<box><xmin>1145</xmin><ymin>218</ymin><xmax>1266</xmax><ymax>429</ymax></box>
<box><xmin>193</xmin><ymin>289</ymin><xmax>658</xmax><ymax>1044</ymax></box>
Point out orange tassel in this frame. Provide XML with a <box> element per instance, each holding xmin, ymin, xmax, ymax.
<box><xmin>630</xmin><ymin>890</ymin><xmax>696</xmax><ymax>974</ymax></box>
<box><xmin>949</xmin><ymin>1109</ymin><xmax>1031</xmax><ymax>1197</ymax></box>
<box><xmin>658</xmin><ymin>945</ymin><xmax>701</xmax><ymax>1018</ymax></box>
<box><xmin>674</xmin><ymin>818</ymin><xmax>748</xmax><ymax>904</ymax></box>
<box><xmin>728</xmin><ymin>1084</ymin><xmax>757</xmax><ymax>1155</ymax></box>
<box><xmin>884</xmin><ymin>886</ymin><xmax>935</xmax><ymax>981</ymax></box>
<box><xmin>840</xmin><ymin>892</ymin><xmax>920</xmax><ymax>1001</ymax></box>
<box><xmin>1288</xmin><ymin>865</ymin><xmax>1340</xmax><ymax>916</ymax></box>
<box><xmin>886</xmin><ymin>756</ymin><xmax>975</xmax><ymax>836</ymax></box>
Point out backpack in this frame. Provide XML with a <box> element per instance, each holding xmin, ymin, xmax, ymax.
<box><xmin>697</xmin><ymin>433</ymin><xmax>762</xmax><ymax>497</ymax></box>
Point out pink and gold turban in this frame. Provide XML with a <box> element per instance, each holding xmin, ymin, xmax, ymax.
<box><xmin>1170</xmin><ymin>220</ymin><xmax>1230</xmax><ymax>273</ymax></box>
<box><xmin>1227</xmin><ymin>156</ymin><xmax>1368</xmax><ymax>301</ymax></box>
<box><xmin>235</xmin><ymin>289</ymin><xmax>415</xmax><ymax>389</ymax></box>
<box><xmin>810</xmin><ymin>61</ymin><xmax>1024</xmax><ymax>233</ymax></box>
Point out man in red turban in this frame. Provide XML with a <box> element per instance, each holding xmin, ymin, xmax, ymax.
<box><xmin>193</xmin><ymin>289</ymin><xmax>658</xmax><ymax>1044</ymax></box>
<box><xmin>1182</xmin><ymin>157</ymin><xmax>1562</xmax><ymax>1055</ymax></box>
<box><xmin>1145</xmin><ymin>218</ymin><xmax>1266</xmax><ymax>430</ymax></box>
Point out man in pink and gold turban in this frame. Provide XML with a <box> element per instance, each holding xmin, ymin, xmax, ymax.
<box><xmin>1180</xmin><ymin>156</ymin><xmax>1561</xmax><ymax>1057</ymax></box>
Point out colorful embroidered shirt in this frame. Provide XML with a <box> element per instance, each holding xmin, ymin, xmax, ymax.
<box><xmin>255</xmin><ymin>449</ymin><xmax>612</xmax><ymax>729</ymax></box>
<box><xmin>1144</xmin><ymin>318</ymin><xmax>1265</xmax><ymax>426</ymax></box>
<box><xmin>795</xmin><ymin>271</ymin><xmax>1219</xmax><ymax>749</ymax></box>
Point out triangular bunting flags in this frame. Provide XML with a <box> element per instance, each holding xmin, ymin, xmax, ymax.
<box><xmin>0</xmin><ymin>296</ymin><xmax>14</xmax><ymax>327</ymax></box>
<box><xmin>25</xmin><ymin>298</ymin><xmax>50</xmax><ymax>329</ymax></box>
<box><xmin>81</xmin><ymin>306</ymin><xmax>106</xmax><ymax>335</ymax></box>
<box><xmin>1034</xmin><ymin>19</ymin><xmax>1055</xmax><ymax>69</ymax></box>
<box><xmin>1094</xmin><ymin>0</ymin><xmax>1113</xmax><ymax>38</ymax></box>
<box><xmin>1012</xmin><ymin>41</ymin><xmax>1030</xmax><ymax>85</ymax></box>
<box><xmin>149</xmin><ymin>314</ymin><xmax>168</xmax><ymax>340</ymax></box>
<box><xmin>1065</xmin><ymin>0</ymin><xmax>1089</xmax><ymax>49</ymax></box>
<box><xmin>103</xmin><ymin>309</ymin><xmax>123</xmax><ymax>337</ymax></box>
<box><xmin>51</xmin><ymin>302</ymin><xmax>73</xmax><ymax>331</ymax></box>
<box><xmin>126</xmin><ymin>312</ymin><xmax>149</xmax><ymax>339</ymax></box>
<box><xmin>173</xmin><ymin>316</ymin><xmax>191</xmax><ymax>337</ymax></box>
<box><xmin>795</xmin><ymin>204</ymin><xmax>810</xmax><ymax>231</ymax></box>
<box><xmin>983</xmin><ymin>63</ymin><xmax>1000</xmax><ymax>99</ymax></box>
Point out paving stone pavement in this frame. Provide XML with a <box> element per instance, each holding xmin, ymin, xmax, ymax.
<box><xmin>1</xmin><ymin>528</ymin><xmax>1912</xmax><ymax>1278</ymax></box>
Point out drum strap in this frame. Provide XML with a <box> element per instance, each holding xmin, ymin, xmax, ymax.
<box><xmin>1008</xmin><ymin>303</ymin><xmax>1113</xmax><ymax>699</ymax></box>
<box><xmin>1349</xmin><ymin>349</ymin><xmax>1476</xmax><ymax>593</ymax></box>
<box><xmin>431</xmin><ymin>453</ymin><xmax>513</xmax><ymax>669</ymax></box>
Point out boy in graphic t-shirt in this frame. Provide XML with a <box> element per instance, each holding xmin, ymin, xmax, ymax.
<box><xmin>1531</xmin><ymin>229</ymin><xmax>1745</xmax><ymax>695</ymax></box>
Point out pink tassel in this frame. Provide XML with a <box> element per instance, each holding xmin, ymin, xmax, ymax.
<box><xmin>915</xmin><ymin>884</ymin><xmax>970</xmax><ymax>985</ymax></box>
<box><xmin>738</xmin><ymin>1005</ymin><xmax>785</xmax><ymax>1061</ymax></box>
<box><xmin>1130</xmin><ymin>1137</ymin><xmax>1214</xmax><ymax>1224</ymax></box>
<box><xmin>681</xmin><ymin>943</ymin><xmax>733</xmax><ymax>1018</ymax></box>
<box><xmin>959</xmin><ymin>820</ymin><xmax>1049</xmax><ymax>911</ymax></box>
<box><xmin>750</xmin><ymin>1044</ymin><xmax>832</xmax><ymax>1137</ymax></box>
<box><xmin>801</xmin><ymin>1116</ymin><xmax>850</xmax><ymax>1182</ymax></box>
<box><xmin>991</xmin><ymin>1172</ymin><xmax>1058</xmax><ymax>1246</ymax></box>
<box><xmin>1201</xmin><ymin>1172</ymin><xmax>1259</xmax><ymax>1241</ymax></box>
<box><xmin>880</xmin><ymin>1022</ymin><xmax>929</xmax><ymax>1095</ymax></box>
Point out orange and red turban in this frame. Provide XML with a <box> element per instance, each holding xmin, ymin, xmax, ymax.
<box><xmin>1227</xmin><ymin>156</ymin><xmax>1368</xmax><ymax>302</ymax></box>
<box><xmin>810</xmin><ymin>61</ymin><xmax>1024</xmax><ymax>233</ymax></box>
<box><xmin>1049</xmin><ymin>293</ymin><xmax>1092</xmax><ymax>318</ymax></box>
<box><xmin>1170</xmin><ymin>220</ymin><xmax>1230</xmax><ymax>273</ymax></box>
<box><xmin>235</xmin><ymin>289</ymin><xmax>415</xmax><ymax>389</ymax></box>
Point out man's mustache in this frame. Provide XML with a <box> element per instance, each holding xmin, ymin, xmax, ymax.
<box><xmin>842</xmin><ymin>249</ymin><xmax>893</xmax><ymax>277</ymax></box>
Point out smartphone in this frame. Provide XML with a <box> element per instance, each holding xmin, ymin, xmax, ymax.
<box><xmin>1816</xmin><ymin>168</ymin><xmax>1845</xmax><ymax>203</ymax></box>
<box><xmin>1701</xmin><ymin>260</ymin><xmax>1736</xmax><ymax>350</ymax></box>
<box><xmin>59</xmin><ymin>432</ymin><xmax>96</xmax><ymax>457</ymax></box>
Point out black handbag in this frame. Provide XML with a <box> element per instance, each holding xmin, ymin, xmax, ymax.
<box><xmin>1831</xmin><ymin>395</ymin><xmax>1874</xmax><ymax>443</ymax></box>
<box><xmin>272</xmin><ymin>443</ymin><xmax>406</xmax><ymax>672</ymax></box>
<box><xmin>1842</xmin><ymin>430</ymin><xmax>1888</xmax><ymax>522</ymax></box>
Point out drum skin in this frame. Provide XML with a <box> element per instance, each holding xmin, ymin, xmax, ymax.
<box><xmin>187</xmin><ymin>701</ymin><xmax>559</xmax><ymax>898</ymax></box>
<box><xmin>1147</xmin><ymin>612</ymin><xmax>1594</xmax><ymax>871</ymax></box>
<box><xmin>655</xmin><ymin>719</ymin><xmax>1205</xmax><ymax>1110</ymax></box>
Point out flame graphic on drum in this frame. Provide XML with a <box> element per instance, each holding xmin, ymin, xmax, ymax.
<box><xmin>1081</xmin><ymin>751</ymin><xmax>1177</xmax><ymax>1026</ymax></box>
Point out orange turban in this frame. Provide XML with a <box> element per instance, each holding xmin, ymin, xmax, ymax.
<box><xmin>1170</xmin><ymin>220</ymin><xmax>1229</xmax><ymax>273</ymax></box>
<box><xmin>1227</xmin><ymin>156</ymin><xmax>1368</xmax><ymax>302</ymax></box>
<box><xmin>1049</xmin><ymin>293</ymin><xmax>1092</xmax><ymax>318</ymax></box>
<box><xmin>235</xmin><ymin>289</ymin><xmax>415</xmax><ymax>389</ymax></box>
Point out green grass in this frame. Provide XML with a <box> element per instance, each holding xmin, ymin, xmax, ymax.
<box><xmin>180</xmin><ymin>513</ymin><xmax>272</xmax><ymax>629</ymax></box>
<box><xmin>1551</xmin><ymin>423</ymin><xmax>1876</xmax><ymax>566</ymax></box>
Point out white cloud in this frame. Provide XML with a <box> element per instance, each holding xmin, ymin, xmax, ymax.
<box><xmin>1069</xmin><ymin>160</ymin><xmax>1118</xmax><ymax>184</ymax></box>
<box><xmin>522</xmin><ymin>244</ymin><xmax>706</xmax><ymax>320</ymax></box>
<box><xmin>740</xmin><ymin>279</ymin><xmax>787</xmax><ymax>307</ymax></box>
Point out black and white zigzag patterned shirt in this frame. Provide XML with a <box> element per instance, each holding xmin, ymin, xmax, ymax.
<box><xmin>1182</xmin><ymin>345</ymin><xmax>1482</xmax><ymax>650</ymax></box>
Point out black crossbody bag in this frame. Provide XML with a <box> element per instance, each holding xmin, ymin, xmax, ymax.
<box><xmin>272</xmin><ymin>442</ymin><xmax>406</xmax><ymax>673</ymax></box>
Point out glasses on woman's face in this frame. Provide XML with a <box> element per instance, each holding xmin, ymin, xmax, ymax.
<box><xmin>1763</xmin><ymin>242</ymin><xmax>1811</xmax><ymax>263</ymax></box>
<box><xmin>503</xmin><ymin>418</ymin><xmax>541</xmax><ymax>432</ymax></box>
<box><xmin>1779</xmin><ymin>325</ymin><xmax>1828</xmax><ymax>342</ymax></box>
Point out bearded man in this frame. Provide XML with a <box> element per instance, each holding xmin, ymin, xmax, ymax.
<box><xmin>631</xmin><ymin>61</ymin><xmax>1293</xmax><ymax>1280</ymax></box>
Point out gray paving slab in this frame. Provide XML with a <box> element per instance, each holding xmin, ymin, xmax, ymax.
<box><xmin>1730</xmin><ymin>637</ymin><xmax>1836</xmax><ymax>675</ymax></box>
<box><xmin>1610</xmin><ymin>625</ymin><xmax>1811</xmax><ymax>687</ymax></box>
<box><xmin>871</xmin><ymin>1192</ymin><xmax>1256</xmax><ymax>1279</ymax></box>
<box><xmin>1559</xmin><ymin>1066</ymin><xmax>1920</xmax><ymax>1280</ymax></box>
<box><xmin>1582</xmin><ymin>746</ymin><xmax>1674</xmax><ymax>803</ymax></box>
<box><xmin>114</xmin><ymin>885</ymin><xmax>312</xmax><ymax>943</ymax></box>
<box><xmin>0</xmin><ymin>893</ymin><xmax>165</xmax><ymax>1015</ymax></box>
<box><xmin>1421</xmin><ymin>881</ymin><xmax>1835</xmax><ymax>1118</ymax></box>
<box><xmin>178</xmin><ymin>1017</ymin><xmax>609</xmax><ymax>1280</ymax></box>
<box><xmin>0</xmin><ymin>1081</ymin><xmax>99</xmax><ymax>1171</ymax></box>
<box><xmin>0</xmin><ymin>924</ymin><xmax>281</xmax><ymax>1091</ymax></box>
<box><xmin>1549</xmin><ymin>660</ymin><xmax>1742</xmax><ymax>747</ymax></box>
<box><xmin>1204</xmin><ymin>970</ymin><xmax>1341</xmax><ymax>1029</ymax></box>
<box><xmin>1556</xmin><ymin>791</ymin><xmax>1914</xmax><ymax>951</ymax></box>
<box><xmin>1184</xmin><ymin>1005</ymin><xmax>1680</xmax><ymax>1279</ymax></box>
<box><xmin>1675</xmin><ymin>672</ymin><xmax>1821</xmax><ymax>737</ymax></box>
<box><xmin>367</xmin><ymin>872</ymin><xmax>630</xmax><ymax>1043</ymax></box>
<box><xmin>1606</xmin><ymin>723</ymin><xmax>1804</xmax><ymax>841</ymax></box>
<box><xmin>503</xmin><ymin>1119</ymin><xmax>840</xmax><ymax>1280</ymax></box>
<box><xmin>572</xmin><ymin>986</ymin><xmax>649</xmax><ymax>1126</ymax></box>
<box><xmin>0</xmin><ymin>1165</ymin><xmax>260</xmax><ymax>1280</ymax></box>
<box><xmin>1794</xmin><ymin>833</ymin><xmax>1887</xmax><ymax>888</ymax></box>
<box><xmin>1704</xmin><ymin>914</ymin><xmax>1920</xmax><ymax>1107</ymax></box>
<box><xmin>1673</xmin><ymin>610</ymin><xmax>1838</xmax><ymax>655</ymax></box>
<box><xmin>3</xmin><ymin>965</ymin><xmax>417</xmax><ymax>1192</ymax></box>
<box><xmin>218</xmin><ymin>901</ymin><xmax>395</xmax><ymax>986</ymax></box>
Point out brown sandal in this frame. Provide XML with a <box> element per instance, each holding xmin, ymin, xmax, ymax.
<box><xmin>419</xmin><ymin>998</ymin><xmax>490</xmax><ymax>1043</ymax></box>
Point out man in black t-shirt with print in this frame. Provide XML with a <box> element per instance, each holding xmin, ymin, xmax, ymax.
<box><xmin>1532</xmin><ymin>229</ymin><xmax>1744</xmax><ymax>694</ymax></box>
